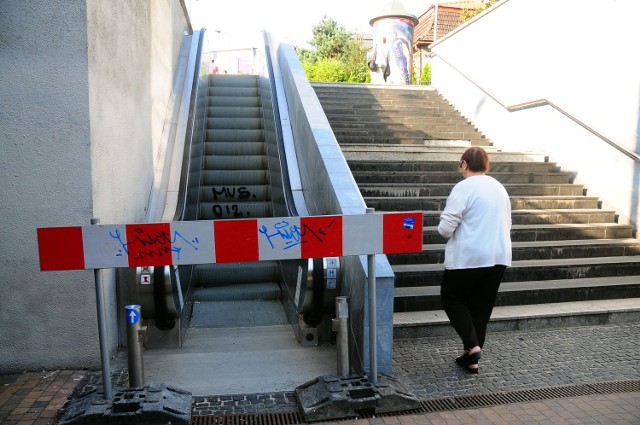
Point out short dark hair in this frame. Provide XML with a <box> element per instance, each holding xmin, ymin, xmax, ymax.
<box><xmin>461</xmin><ymin>147</ymin><xmax>489</xmax><ymax>173</ymax></box>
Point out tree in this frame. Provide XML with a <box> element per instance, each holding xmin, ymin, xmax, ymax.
<box><xmin>298</xmin><ymin>16</ymin><xmax>370</xmax><ymax>83</ymax></box>
<box><xmin>461</xmin><ymin>0</ymin><xmax>499</xmax><ymax>22</ymax></box>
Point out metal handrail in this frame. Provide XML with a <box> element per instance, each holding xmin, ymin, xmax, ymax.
<box><xmin>431</xmin><ymin>52</ymin><xmax>640</xmax><ymax>163</ymax></box>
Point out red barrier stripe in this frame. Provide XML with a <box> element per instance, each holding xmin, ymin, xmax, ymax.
<box><xmin>300</xmin><ymin>215</ymin><xmax>343</xmax><ymax>259</ymax></box>
<box><xmin>383</xmin><ymin>212</ymin><xmax>423</xmax><ymax>254</ymax></box>
<box><xmin>214</xmin><ymin>219</ymin><xmax>259</xmax><ymax>263</ymax></box>
<box><xmin>37</xmin><ymin>226</ymin><xmax>85</xmax><ymax>271</ymax></box>
<box><xmin>126</xmin><ymin>223</ymin><xmax>173</xmax><ymax>267</ymax></box>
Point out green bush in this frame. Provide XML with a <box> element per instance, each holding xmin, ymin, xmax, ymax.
<box><xmin>420</xmin><ymin>63</ymin><xmax>431</xmax><ymax>85</ymax></box>
<box><xmin>304</xmin><ymin>59</ymin><xmax>348</xmax><ymax>82</ymax></box>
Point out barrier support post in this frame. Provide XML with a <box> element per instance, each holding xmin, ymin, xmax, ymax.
<box><xmin>366</xmin><ymin>208</ymin><xmax>377</xmax><ymax>384</ymax></box>
<box><xmin>91</xmin><ymin>218</ymin><xmax>112</xmax><ymax>400</ymax></box>
<box><xmin>125</xmin><ymin>304</ymin><xmax>145</xmax><ymax>387</ymax></box>
<box><xmin>332</xmin><ymin>296</ymin><xmax>350</xmax><ymax>377</ymax></box>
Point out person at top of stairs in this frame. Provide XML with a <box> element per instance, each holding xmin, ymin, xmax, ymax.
<box><xmin>438</xmin><ymin>147</ymin><xmax>512</xmax><ymax>373</ymax></box>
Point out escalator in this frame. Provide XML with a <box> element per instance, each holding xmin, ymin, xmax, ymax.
<box><xmin>191</xmin><ymin>74</ymin><xmax>286</xmax><ymax>329</ymax></box>
<box><xmin>129</xmin><ymin>33</ymin><xmax>338</xmax><ymax>395</ymax></box>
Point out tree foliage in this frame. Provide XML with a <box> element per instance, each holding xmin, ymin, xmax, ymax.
<box><xmin>461</xmin><ymin>0</ymin><xmax>499</xmax><ymax>22</ymax></box>
<box><xmin>298</xmin><ymin>16</ymin><xmax>369</xmax><ymax>83</ymax></box>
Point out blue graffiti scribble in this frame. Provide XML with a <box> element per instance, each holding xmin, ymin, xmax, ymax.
<box><xmin>109</xmin><ymin>228</ymin><xmax>200</xmax><ymax>261</ymax></box>
<box><xmin>258</xmin><ymin>219</ymin><xmax>335</xmax><ymax>250</ymax></box>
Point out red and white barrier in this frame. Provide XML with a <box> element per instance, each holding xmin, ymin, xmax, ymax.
<box><xmin>37</xmin><ymin>212</ymin><xmax>423</xmax><ymax>271</ymax></box>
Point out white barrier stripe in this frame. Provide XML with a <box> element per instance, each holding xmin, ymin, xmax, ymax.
<box><xmin>342</xmin><ymin>214</ymin><xmax>383</xmax><ymax>256</ymax></box>
<box><xmin>170</xmin><ymin>221</ymin><xmax>215</xmax><ymax>265</ymax></box>
<box><xmin>257</xmin><ymin>217</ymin><xmax>302</xmax><ymax>260</ymax></box>
<box><xmin>82</xmin><ymin>224</ymin><xmax>129</xmax><ymax>269</ymax></box>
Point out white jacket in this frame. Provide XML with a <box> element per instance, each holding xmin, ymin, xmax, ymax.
<box><xmin>438</xmin><ymin>175</ymin><xmax>512</xmax><ymax>269</ymax></box>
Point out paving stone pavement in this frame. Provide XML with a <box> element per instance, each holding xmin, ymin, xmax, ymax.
<box><xmin>2</xmin><ymin>322</ymin><xmax>639</xmax><ymax>424</ymax></box>
<box><xmin>391</xmin><ymin>322</ymin><xmax>640</xmax><ymax>400</ymax></box>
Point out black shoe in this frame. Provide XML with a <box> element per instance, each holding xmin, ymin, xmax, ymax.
<box><xmin>464</xmin><ymin>364</ymin><xmax>479</xmax><ymax>374</ymax></box>
<box><xmin>455</xmin><ymin>349</ymin><xmax>481</xmax><ymax>367</ymax></box>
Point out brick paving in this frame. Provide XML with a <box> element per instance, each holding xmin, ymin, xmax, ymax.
<box><xmin>0</xmin><ymin>370</ymin><xmax>85</xmax><ymax>424</ymax></box>
<box><xmin>2</xmin><ymin>322</ymin><xmax>640</xmax><ymax>424</ymax></box>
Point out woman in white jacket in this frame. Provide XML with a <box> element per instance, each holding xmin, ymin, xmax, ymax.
<box><xmin>438</xmin><ymin>147</ymin><xmax>512</xmax><ymax>373</ymax></box>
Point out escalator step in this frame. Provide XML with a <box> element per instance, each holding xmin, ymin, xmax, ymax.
<box><xmin>201</xmin><ymin>170</ymin><xmax>268</xmax><ymax>185</ymax></box>
<box><xmin>190</xmin><ymin>299</ymin><xmax>288</xmax><ymax>328</ymax></box>
<box><xmin>209</xmin><ymin>74</ymin><xmax>258</xmax><ymax>87</ymax></box>
<box><xmin>204</xmin><ymin>141</ymin><xmax>265</xmax><ymax>156</ymax></box>
<box><xmin>208</xmin><ymin>106</ymin><xmax>261</xmax><ymax>118</ymax></box>
<box><xmin>209</xmin><ymin>86</ymin><xmax>259</xmax><ymax>97</ymax></box>
<box><xmin>194</xmin><ymin>282</ymin><xmax>281</xmax><ymax>301</ymax></box>
<box><xmin>195</xmin><ymin>261</ymin><xmax>279</xmax><ymax>285</ymax></box>
<box><xmin>199</xmin><ymin>185</ymin><xmax>270</xmax><ymax>202</ymax></box>
<box><xmin>208</xmin><ymin>96</ymin><xmax>260</xmax><ymax>108</ymax></box>
<box><xmin>206</xmin><ymin>129</ymin><xmax>263</xmax><ymax>143</ymax></box>
<box><xmin>207</xmin><ymin>117</ymin><xmax>263</xmax><ymax>130</ymax></box>
<box><xmin>199</xmin><ymin>202</ymin><xmax>272</xmax><ymax>219</ymax></box>
<box><xmin>203</xmin><ymin>155</ymin><xmax>268</xmax><ymax>170</ymax></box>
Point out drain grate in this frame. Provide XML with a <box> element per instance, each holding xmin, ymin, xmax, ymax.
<box><xmin>192</xmin><ymin>379</ymin><xmax>640</xmax><ymax>424</ymax></box>
<box><xmin>193</xmin><ymin>412</ymin><xmax>303</xmax><ymax>425</ymax></box>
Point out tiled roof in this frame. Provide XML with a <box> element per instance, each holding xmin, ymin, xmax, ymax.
<box><xmin>413</xmin><ymin>1</ymin><xmax>484</xmax><ymax>48</ymax></box>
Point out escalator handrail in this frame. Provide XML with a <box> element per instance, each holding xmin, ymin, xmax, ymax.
<box><xmin>262</xmin><ymin>31</ymin><xmax>308</xmax><ymax>217</ymax></box>
<box><xmin>173</xmin><ymin>28</ymin><xmax>207</xmax><ymax>222</ymax></box>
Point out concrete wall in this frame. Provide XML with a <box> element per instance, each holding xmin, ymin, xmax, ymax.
<box><xmin>0</xmin><ymin>0</ymin><xmax>190</xmax><ymax>372</ymax></box>
<box><xmin>431</xmin><ymin>0</ymin><xmax>640</xmax><ymax>229</ymax></box>
<box><xmin>276</xmin><ymin>42</ymin><xmax>396</xmax><ymax>374</ymax></box>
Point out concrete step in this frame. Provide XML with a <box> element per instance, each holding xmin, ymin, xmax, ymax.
<box><xmin>393</xmin><ymin>298</ymin><xmax>640</xmax><ymax>338</ymax></box>
<box><xmin>335</xmin><ymin>135</ymin><xmax>488</xmax><ymax>145</ymax></box>
<box><xmin>392</xmin><ymin>256</ymin><xmax>640</xmax><ymax>287</ymax></box>
<box><xmin>324</xmin><ymin>111</ymin><xmax>467</xmax><ymax>122</ymax></box>
<box><xmin>394</xmin><ymin>275</ymin><xmax>640</xmax><ymax>312</ymax></box>
<box><xmin>389</xmin><ymin>239</ymin><xmax>640</xmax><ymax>264</ymax></box>
<box><xmin>342</xmin><ymin>146</ymin><xmax>547</xmax><ymax>162</ymax></box>
<box><xmin>355</xmin><ymin>171</ymin><xmax>571</xmax><ymax>184</ymax></box>
<box><xmin>365</xmin><ymin>195</ymin><xmax>600</xmax><ymax>211</ymax></box>
<box><xmin>360</xmin><ymin>183</ymin><xmax>584</xmax><ymax>197</ymax></box>
<box><xmin>423</xmin><ymin>223</ymin><xmax>633</xmax><ymax>244</ymax></box>
<box><xmin>349</xmin><ymin>160</ymin><xmax>560</xmax><ymax>173</ymax></box>
<box><xmin>420</xmin><ymin>209</ymin><xmax>617</xmax><ymax>226</ymax></box>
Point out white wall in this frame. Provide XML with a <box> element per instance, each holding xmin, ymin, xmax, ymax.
<box><xmin>0</xmin><ymin>0</ymin><xmax>190</xmax><ymax>372</ymax></box>
<box><xmin>431</xmin><ymin>0</ymin><xmax>640</xmax><ymax>228</ymax></box>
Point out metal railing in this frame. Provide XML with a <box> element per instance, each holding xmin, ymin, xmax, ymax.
<box><xmin>430</xmin><ymin>52</ymin><xmax>640</xmax><ymax>164</ymax></box>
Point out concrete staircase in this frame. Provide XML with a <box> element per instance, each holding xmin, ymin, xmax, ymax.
<box><xmin>312</xmin><ymin>82</ymin><xmax>640</xmax><ymax>337</ymax></box>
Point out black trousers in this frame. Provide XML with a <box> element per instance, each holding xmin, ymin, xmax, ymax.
<box><xmin>440</xmin><ymin>265</ymin><xmax>506</xmax><ymax>351</ymax></box>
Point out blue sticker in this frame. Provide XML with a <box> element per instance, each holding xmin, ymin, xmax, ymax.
<box><xmin>403</xmin><ymin>217</ymin><xmax>415</xmax><ymax>230</ymax></box>
<box><xmin>125</xmin><ymin>305</ymin><xmax>141</xmax><ymax>325</ymax></box>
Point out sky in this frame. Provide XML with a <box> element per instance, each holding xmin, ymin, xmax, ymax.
<box><xmin>185</xmin><ymin>0</ymin><xmax>432</xmax><ymax>50</ymax></box>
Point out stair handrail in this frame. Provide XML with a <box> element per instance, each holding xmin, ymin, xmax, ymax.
<box><xmin>430</xmin><ymin>51</ymin><xmax>640</xmax><ymax>164</ymax></box>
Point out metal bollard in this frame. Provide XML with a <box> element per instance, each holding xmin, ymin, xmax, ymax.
<box><xmin>125</xmin><ymin>305</ymin><xmax>145</xmax><ymax>387</ymax></box>
<box><xmin>332</xmin><ymin>296</ymin><xmax>350</xmax><ymax>377</ymax></box>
